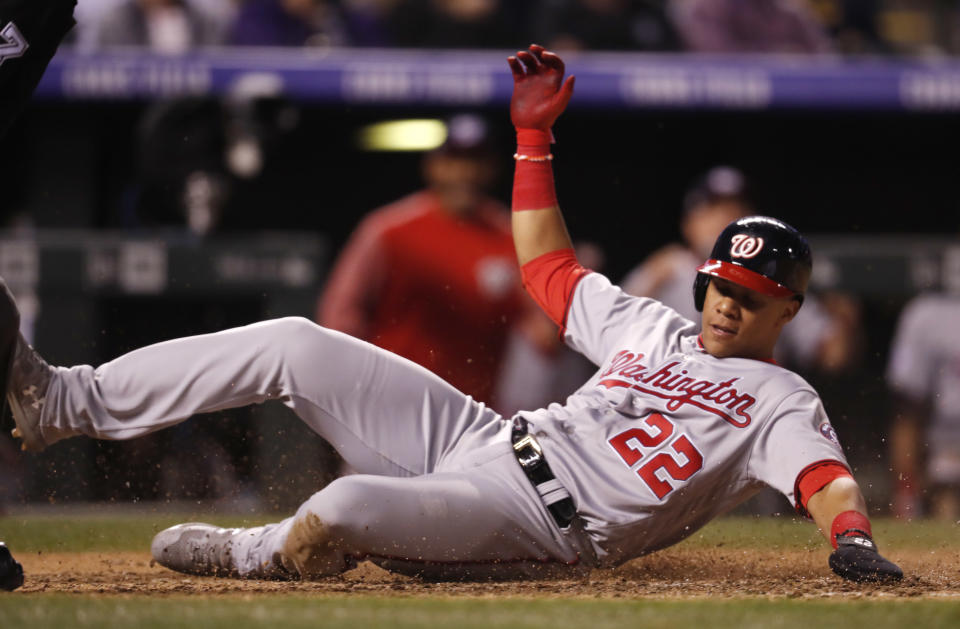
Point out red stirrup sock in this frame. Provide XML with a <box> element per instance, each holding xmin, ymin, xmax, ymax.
<box><xmin>830</xmin><ymin>510</ymin><xmax>872</xmax><ymax>549</ymax></box>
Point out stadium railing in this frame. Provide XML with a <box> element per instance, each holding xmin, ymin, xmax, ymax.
<box><xmin>32</xmin><ymin>47</ymin><xmax>960</xmax><ymax>112</ymax></box>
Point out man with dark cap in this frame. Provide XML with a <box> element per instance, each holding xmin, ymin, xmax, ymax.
<box><xmin>317</xmin><ymin>114</ymin><xmax>532</xmax><ymax>407</ymax></box>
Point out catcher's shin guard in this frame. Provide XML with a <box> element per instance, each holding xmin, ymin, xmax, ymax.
<box><xmin>0</xmin><ymin>277</ymin><xmax>19</xmax><ymax>428</ymax></box>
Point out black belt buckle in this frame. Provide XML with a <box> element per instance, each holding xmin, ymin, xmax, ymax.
<box><xmin>510</xmin><ymin>423</ymin><xmax>576</xmax><ymax>529</ymax></box>
<box><xmin>512</xmin><ymin>433</ymin><xmax>544</xmax><ymax>470</ymax></box>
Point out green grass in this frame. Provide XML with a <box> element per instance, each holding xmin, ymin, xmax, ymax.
<box><xmin>678</xmin><ymin>515</ymin><xmax>960</xmax><ymax>550</ymax></box>
<box><xmin>0</xmin><ymin>513</ymin><xmax>261</xmax><ymax>553</ymax></box>
<box><xmin>1</xmin><ymin>596</ymin><xmax>959</xmax><ymax>629</ymax></box>
<box><xmin>2</xmin><ymin>512</ymin><xmax>956</xmax><ymax>553</ymax></box>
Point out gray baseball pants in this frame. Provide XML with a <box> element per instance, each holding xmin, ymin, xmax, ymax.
<box><xmin>36</xmin><ymin>317</ymin><xmax>593</xmax><ymax>579</ymax></box>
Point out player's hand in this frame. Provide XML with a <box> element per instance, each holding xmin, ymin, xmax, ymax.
<box><xmin>507</xmin><ymin>44</ymin><xmax>575</xmax><ymax>132</ymax></box>
<box><xmin>0</xmin><ymin>542</ymin><xmax>24</xmax><ymax>591</ymax></box>
<box><xmin>828</xmin><ymin>531</ymin><xmax>903</xmax><ymax>583</ymax></box>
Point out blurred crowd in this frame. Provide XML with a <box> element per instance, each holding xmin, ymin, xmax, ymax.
<box><xmin>61</xmin><ymin>0</ymin><xmax>960</xmax><ymax>57</ymax></box>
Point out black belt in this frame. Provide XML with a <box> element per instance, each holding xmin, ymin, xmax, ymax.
<box><xmin>511</xmin><ymin>418</ymin><xmax>576</xmax><ymax>529</ymax></box>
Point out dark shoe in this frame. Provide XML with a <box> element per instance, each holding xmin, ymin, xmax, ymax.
<box><xmin>7</xmin><ymin>333</ymin><xmax>53</xmax><ymax>452</ymax></box>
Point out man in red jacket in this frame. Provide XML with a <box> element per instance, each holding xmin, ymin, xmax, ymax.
<box><xmin>318</xmin><ymin>114</ymin><xmax>529</xmax><ymax>406</ymax></box>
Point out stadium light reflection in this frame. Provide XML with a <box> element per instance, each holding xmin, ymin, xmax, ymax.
<box><xmin>357</xmin><ymin>119</ymin><xmax>447</xmax><ymax>151</ymax></box>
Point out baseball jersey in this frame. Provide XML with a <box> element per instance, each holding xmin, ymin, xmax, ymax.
<box><xmin>519</xmin><ymin>272</ymin><xmax>847</xmax><ymax>566</ymax></box>
<box><xmin>886</xmin><ymin>294</ymin><xmax>960</xmax><ymax>481</ymax></box>
<box><xmin>319</xmin><ymin>190</ymin><xmax>525</xmax><ymax>404</ymax></box>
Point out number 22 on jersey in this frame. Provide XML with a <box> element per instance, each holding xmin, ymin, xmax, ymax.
<box><xmin>608</xmin><ymin>413</ymin><xmax>704</xmax><ymax>499</ymax></box>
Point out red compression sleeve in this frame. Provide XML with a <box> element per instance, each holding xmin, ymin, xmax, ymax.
<box><xmin>512</xmin><ymin>128</ymin><xmax>557</xmax><ymax>211</ymax></box>
<box><xmin>830</xmin><ymin>511</ymin><xmax>872</xmax><ymax>549</ymax></box>
<box><xmin>520</xmin><ymin>248</ymin><xmax>590</xmax><ymax>331</ymax></box>
<box><xmin>794</xmin><ymin>460</ymin><xmax>853</xmax><ymax>517</ymax></box>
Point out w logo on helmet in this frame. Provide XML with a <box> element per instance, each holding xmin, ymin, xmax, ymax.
<box><xmin>730</xmin><ymin>234</ymin><xmax>764</xmax><ymax>258</ymax></box>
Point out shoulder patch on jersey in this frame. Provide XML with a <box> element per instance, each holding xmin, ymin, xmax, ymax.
<box><xmin>819</xmin><ymin>421</ymin><xmax>839</xmax><ymax>445</ymax></box>
<box><xmin>0</xmin><ymin>22</ymin><xmax>29</xmax><ymax>66</ymax></box>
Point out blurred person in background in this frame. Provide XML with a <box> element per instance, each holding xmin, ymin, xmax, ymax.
<box><xmin>338</xmin><ymin>0</ymin><xmax>401</xmax><ymax>46</ymax></box>
<box><xmin>127</xmin><ymin>97</ymin><xmax>231</xmax><ymax>233</ymax></box>
<box><xmin>228</xmin><ymin>0</ymin><xmax>350</xmax><ymax>46</ymax></box>
<box><xmin>886</xmin><ymin>290</ymin><xmax>960</xmax><ymax>520</ymax></box>
<box><xmin>386</xmin><ymin>0</ymin><xmax>522</xmax><ymax>48</ymax></box>
<box><xmin>81</xmin><ymin>0</ymin><xmax>233</xmax><ymax>52</ymax></box>
<box><xmin>319</xmin><ymin>114</ymin><xmax>548</xmax><ymax>409</ymax></box>
<box><xmin>621</xmin><ymin>166</ymin><xmax>861</xmax><ymax>374</ymax></box>
<box><xmin>668</xmin><ymin>0</ymin><xmax>835</xmax><ymax>53</ymax></box>
<box><xmin>532</xmin><ymin>0</ymin><xmax>681</xmax><ymax>52</ymax></box>
<box><xmin>806</xmin><ymin>0</ymin><xmax>889</xmax><ymax>54</ymax></box>
<box><xmin>124</xmin><ymin>86</ymin><xmax>304</xmax><ymax>235</ymax></box>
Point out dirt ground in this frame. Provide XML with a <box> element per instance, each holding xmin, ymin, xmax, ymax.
<box><xmin>15</xmin><ymin>548</ymin><xmax>960</xmax><ymax>599</ymax></box>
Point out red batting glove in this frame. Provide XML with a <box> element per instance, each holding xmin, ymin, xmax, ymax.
<box><xmin>507</xmin><ymin>44</ymin><xmax>576</xmax><ymax>142</ymax></box>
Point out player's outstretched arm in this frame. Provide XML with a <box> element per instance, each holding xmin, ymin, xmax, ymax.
<box><xmin>507</xmin><ymin>45</ymin><xmax>593</xmax><ymax>330</ymax></box>
<box><xmin>806</xmin><ymin>477</ymin><xmax>903</xmax><ymax>583</ymax></box>
<box><xmin>508</xmin><ymin>44</ymin><xmax>576</xmax><ymax>265</ymax></box>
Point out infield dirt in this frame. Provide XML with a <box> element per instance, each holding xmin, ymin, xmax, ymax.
<box><xmin>16</xmin><ymin>547</ymin><xmax>958</xmax><ymax>599</ymax></box>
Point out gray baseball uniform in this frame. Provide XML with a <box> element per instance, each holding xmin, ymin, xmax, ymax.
<box><xmin>31</xmin><ymin>271</ymin><xmax>847</xmax><ymax>578</ymax></box>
